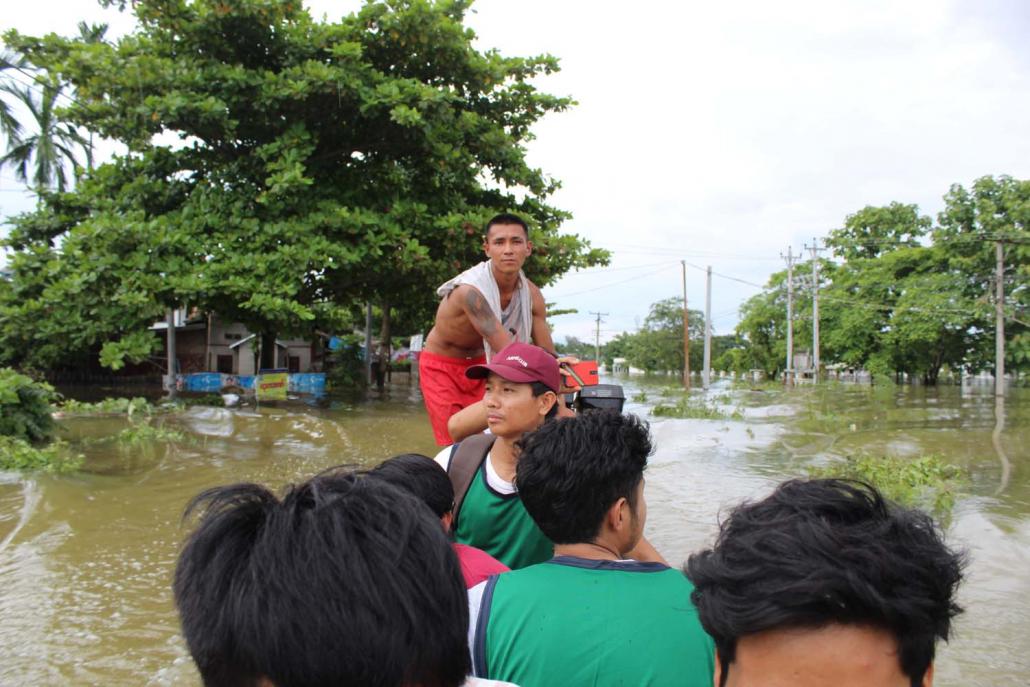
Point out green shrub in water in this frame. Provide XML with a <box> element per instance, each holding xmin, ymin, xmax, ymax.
<box><xmin>0</xmin><ymin>368</ymin><xmax>57</xmax><ymax>442</ymax></box>
<box><xmin>0</xmin><ymin>436</ymin><xmax>83</xmax><ymax>474</ymax></box>
<box><xmin>326</xmin><ymin>335</ymin><xmax>368</xmax><ymax>392</ymax></box>
<box><xmin>652</xmin><ymin>396</ymin><xmax>744</xmax><ymax>420</ymax></box>
<box><xmin>73</xmin><ymin>417</ymin><xmax>188</xmax><ymax>446</ymax></box>
<box><xmin>58</xmin><ymin>397</ymin><xmax>153</xmax><ymax>416</ymax></box>
<box><xmin>115</xmin><ymin>421</ymin><xmax>187</xmax><ymax>444</ymax></box>
<box><xmin>808</xmin><ymin>454</ymin><xmax>964</xmax><ymax>521</ymax></box>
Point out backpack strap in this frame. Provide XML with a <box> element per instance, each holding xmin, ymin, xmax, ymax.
<box><xmin>447</xmin><ymin>433</ymin><xmax>497</xmax><ymax>528</ymax></box>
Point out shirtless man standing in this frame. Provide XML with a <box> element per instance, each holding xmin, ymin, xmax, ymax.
<box><xmin>420</xmin><ymin>213</ymin><xmax>555</xmax><ymax>445</ymax></box>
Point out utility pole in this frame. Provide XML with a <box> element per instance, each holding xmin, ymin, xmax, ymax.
<box><xmin>995</xmin><ymin>240</ymin><xmax>1005</xmax><ymax>397</ymax></box>
<box><xmin>589</xmin><ymin>311</ymin><xmax>607</xmax><ymax>362</ymax></box>
<box><xmin>781</xmin><ymin>246</ymin><xmax>797</xmax><ymax>386</ymax></box>
<box><xmin>166</xmin><ymin>308</ymin><xmax>177</xmax><ymax>400</ymax></box>
<box><xmin>682</xmin><ymin>260</ymin><xmax>690</xmax><ymax>389</ymax></box>
<box><xmin>364</xmin><ymin>302</ymin><xmax>373</xmax><ymax>385</ymax></box>
<box><xmin>805</xmin><ymin>238</ymin><xmax>825</xmax><ymax>381</ymax></box>
<box><xmin>703</xmin><ymin>265</ymin><xmax>712</xmax><ymax>390</ymax></box>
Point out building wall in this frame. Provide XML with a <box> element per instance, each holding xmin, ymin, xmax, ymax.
<box><xmin>208</xmin><ymin>317</ymin><xmax>315</xmax><ymax>373</ymax></box>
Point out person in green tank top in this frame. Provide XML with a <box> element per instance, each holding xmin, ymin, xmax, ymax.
<box><xmin>433</xmin><ymin>342</ymin><xmax>563</xmax><ymax>569</ymax></box>
<box><xmin>468</xmin><ymin>411</ymin><xmax>715</xmax><ymax>687</ymax></box>
<box><xmin>434</xmin><ymin>342</ymin><xmax>666</xmax><ymax>570</ymax></box>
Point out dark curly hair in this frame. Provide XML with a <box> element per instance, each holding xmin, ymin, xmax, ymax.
<box><xmin>515</xmin><ymin>410</ymin><xmax>652</xmax><ymax>544</ymax></box>
<box><xmin>685</xmin><ymin>478</ymin><xmax>965</xmax><ymax>687</ymax></box>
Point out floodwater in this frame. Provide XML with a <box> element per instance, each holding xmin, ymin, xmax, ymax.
<box><xmin>0</xmin><ymin>375</ymin><xmax>1027</xmax><ymax>685</ymax></box>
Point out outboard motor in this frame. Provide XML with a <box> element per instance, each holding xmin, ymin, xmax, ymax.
<box><xmin>574</xmin><ymin>384</ymin><xmax>625</xmax><ymax>413</ymax></box>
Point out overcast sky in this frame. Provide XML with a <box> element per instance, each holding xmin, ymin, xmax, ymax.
<box><xmin>3</xmin><ymin>0</ymin><xmax>1029</xmax><ymax>346</ymax></box>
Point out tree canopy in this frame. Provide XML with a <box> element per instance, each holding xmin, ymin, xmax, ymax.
<box><xmin>601</xmin><ymin>297</ymin><xmax>706</xmax><ymax>374</ymax></box>
<box><xmin>0</xmin><ymin>0</ymin><xmax>607</xmax><ymax>370</ymax></box>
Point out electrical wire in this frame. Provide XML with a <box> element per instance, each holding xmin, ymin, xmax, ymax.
<box><xmin>549</xmin><ymin>261</ymin><xmax>681</xmax><ymax>299</ymax></box>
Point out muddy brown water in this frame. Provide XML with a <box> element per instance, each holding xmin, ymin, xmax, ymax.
<box><xmin>0</xmin><ymin>377</ymin><xmax>1027</xmax><ymax>685</ymax></box>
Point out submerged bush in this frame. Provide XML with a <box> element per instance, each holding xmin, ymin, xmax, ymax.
<box><xmin>0</xmin><ymin>436</ymin><xmax>83</xmax><ymax>474</ymax></box>
<box><xmin>808</xmin><ymin>454</ymin><xmax>964</xmax><ymax>521</ymax></box>
<box><xmin>652</xmin><ymin>396</ymin><xmax>744</xmax><ymax>420</ymax></box>
<box><xmin>326</xmin><ymin>335</ymin><xmax>368</xmax><ymax>392</ymax></box>
<box><xmin>0</xmin><ymin>368</ymin><xmax>57</xmax><ymax>442</ymax></box>
<box><xmin>115</xmin><ymin>421</ymin><xmax>187</xmax><ymax>444</ymax></box>
<box><xmin>57</xmin><ymin>397</ymin><xmax>153</xmax><ymax>416</ymax></box>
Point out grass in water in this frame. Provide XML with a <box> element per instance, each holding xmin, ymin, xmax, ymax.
<box><xmin>115</xmin><ymin>421</ymin><xmax>187</xmax><ymax>444</ymax></box>
<box><xmin>652</xmin><ymin>396</ymin><xmax>744</xmax><ymax>420</ymax></box>
<box><xmin>57</xmin><ymin>397</ymin><xmax>153</xmax><ymax>416</ymax></box>
<box><xmin>76</xmin><ymin>418</ymin><xmax>189</xmax><ymax>446</ymax></box>
<box><xmin>0</xmin><ymin>436</ymin><xmax>84</xmax><ymax>474</ymax></box>
<box><xmin>808</xmin><ymin>454</ymin><xmax>964</xmax><ymax>522</ymax></box>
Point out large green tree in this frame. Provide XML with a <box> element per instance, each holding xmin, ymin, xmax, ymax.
<box><xmin>825</xmin><ymin>202</ymin><xmax>930</xmax><ymax>261</ymax></box>
<box><xmin>0</xmin><ymin>0</ymin><xmax>606</xmax><ymax>370</ymax></box>
<box><xmin>735</xmin><ymin>269</ymin><xmax>790</xmax><ymax>379</ymax></box>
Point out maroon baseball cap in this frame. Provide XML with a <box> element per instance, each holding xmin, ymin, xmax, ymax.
<box><xmin>466</xmin><ymin>342</ymin><xmax>560</xmax><ymax>393</ymax></box>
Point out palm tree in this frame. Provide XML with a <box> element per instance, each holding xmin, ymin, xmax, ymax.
<box><xmin>0</xmin><ymin>77</ymin><xmax>89</xmax><ymax>194</ymax></box>
<box><xmin>0</xmin><ymin>50</ymin><xmax>26</xmax><ymax>150</ymax></box>
<box><xmin>0</xmin><ymin>23</ymin><xmax>107</xmax><ymax>196</ymax></box>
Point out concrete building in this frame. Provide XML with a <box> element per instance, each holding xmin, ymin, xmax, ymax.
<box><xmin>153</xmin><ymin>311</ymin><xmax>320</xmax><ymax>374</ymax></box>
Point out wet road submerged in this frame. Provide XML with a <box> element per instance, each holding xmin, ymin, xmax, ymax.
<box><xmin>0</xmin><ymin>376</ymin><xmax>1027</xmax><ymax>685</ymax></box>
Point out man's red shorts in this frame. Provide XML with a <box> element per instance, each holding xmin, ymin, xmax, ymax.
<box><xmin>419</xmin><ymin>350</ymin><xmax>487</xmax><ymax>445</ymax></box>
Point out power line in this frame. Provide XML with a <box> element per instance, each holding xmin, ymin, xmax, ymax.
<box><xmin>549</xmin><ymin>261</ymin><xmax>680</xmax><ymax>298</ymax></box>
<box><xmin>603</xmin><ymin>242</ymin><xmax>781</xmax><ymax>261</ymax></box>
<box><xmin>562</xmin><ymin>260</ymin><xmax>678</xmax><ymax>275</ymax></box>
<box><xmin>3</xmin><ymin>63</ymin><xmax>84</xmax><ymax>110</ymax></box>
<box><xmin>682</xmin><ymin>260</ymin><xmax>767</xmax><ymax>289</ymax></box>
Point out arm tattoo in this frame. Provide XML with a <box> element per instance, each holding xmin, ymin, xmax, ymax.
<box><xmin>465</xmin><ymin>289</ymin><xmax>499</xmax><ymax>336</ymax></box>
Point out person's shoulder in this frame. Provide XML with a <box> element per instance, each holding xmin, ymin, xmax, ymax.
<box><xmin>451</xmin><ymin>282</ymin><xmax>486</xmax><ymax>298</ymax></box>
<box><xmin>433</xmin><ymin>445</ymin><xmax>455</xmax><ymax>471</ymax></box>
<box><xmin>464</xmin><ymin>677</ymin><xmax>520</xmax><ymax>687</ymax></box>
<box><xmin>441</xmin><ymin>282</ymin><xmax>477</xmax><ymax>306</ymax></box>
<box><xmin>455</xmin><ymin>543</ymin><xmax>510</xmax><ymax>575</ymax></box>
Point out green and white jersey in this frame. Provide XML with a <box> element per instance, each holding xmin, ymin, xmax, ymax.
<box><xmin>469</xmin><ymin>556</ymin><xmax>715</xmax><ymax>687</ymax></box>
<box><xmin>434</xmin><ymin>445</ymin><xmax>553</xmax><ymax>570</ymax></box>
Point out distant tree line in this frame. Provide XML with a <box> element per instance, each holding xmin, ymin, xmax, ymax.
<box><xmin>564</xmin><ymin>297</ymin><xmax>738</xmax><ymax>377</ymax></box>
<box><xmin>581</xmin><ymin>175</ymin><xmax>1027</xmax><ymax>385</ymax></box>
<box><xmin>735</xmin><ymin>177</ymin><xmax>1027</xmax><ymax>384</ymax></box>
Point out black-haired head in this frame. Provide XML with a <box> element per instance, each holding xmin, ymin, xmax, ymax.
<box><xmin>173</xmin><ymin>468</ymin><xmax>469</xmax><ymax>687</ymax></box>
<box><xmin>370</xmin><ymin>453</ymin><xmax>454</xmax><ymax>518</ymax></box>
<box><xmin>516</xmin><ymin>410</ymin><xmax>652</xmax><ymax>545</ymax></box>
<box><xmin>484</xmin><ymin>212</ymin><xmax>529</xmax><ymax>239</ymax></box>
<box><xmin>686</xmin><ymin>478</ymin><xmax>965</xmax><ymax>687</ymax></box>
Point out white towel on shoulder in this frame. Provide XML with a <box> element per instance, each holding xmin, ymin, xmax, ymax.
<box><xmin>436</xmin><ymin>261</ymin><xmax>533</xmax><ymax>361</ymax></box>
